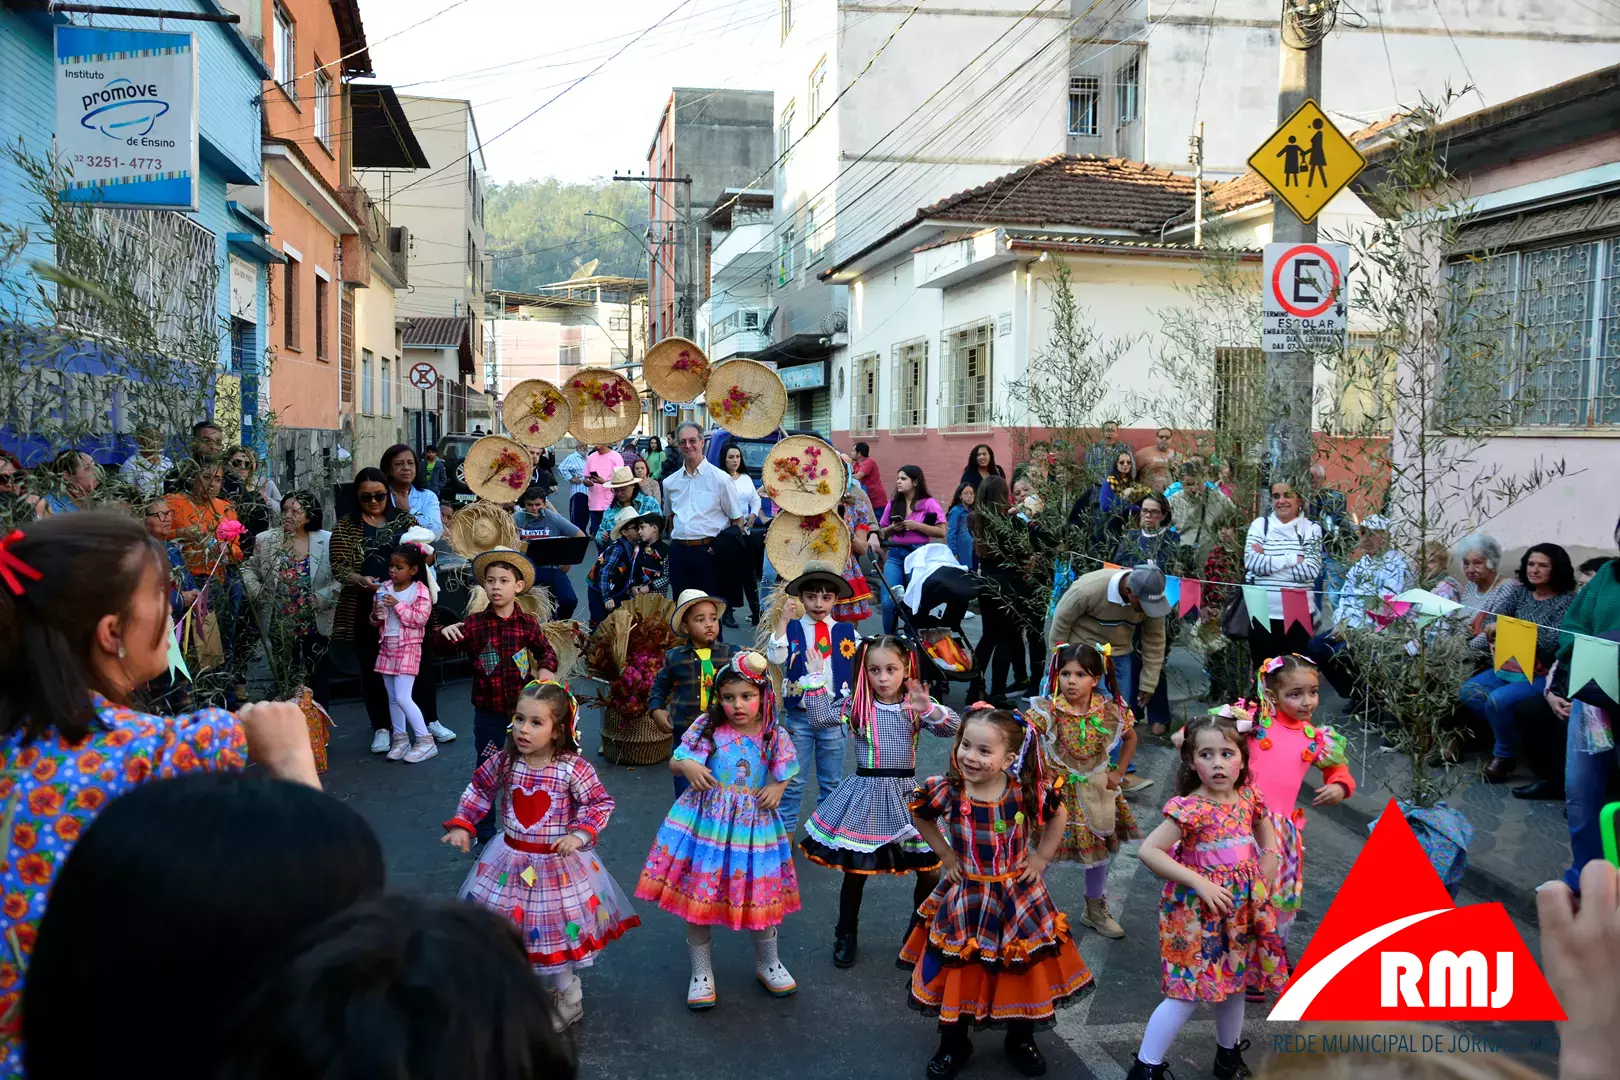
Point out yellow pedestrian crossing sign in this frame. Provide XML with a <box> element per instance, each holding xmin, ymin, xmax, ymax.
<box><xmin>1247</xmin><ymin>99</ymin><xmax>1365</xmax><ymax>224</ymax></box>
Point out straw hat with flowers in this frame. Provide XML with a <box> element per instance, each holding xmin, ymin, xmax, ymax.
<box><xmin>765</xmin><ymin>510</ymin><xmax>851</xmax><ymax>582</ymax></box>
<box><xmin>464</xmin><ymin>435</ymin><xmax>533</xmax><ymax>504</ymax></box>
<box><xmin>565</xmin><ymin>368</ymin><xmax>640</xmax><ymax>445</ymax></box>
<box><xmin>502</xmin><ymin>379</ymin><xmax>572</xmax><ymax>448</ymax></box>
<box><xmin>762</xmin><ymin>435</ymin><xmax>845</xmax><ymax>517</ymax></box>
<box><xmin>644</xmin><ymin>336</ymin><xmax>712</xmax><ymax>403</ymax></box>
<box><xmin>706</xmin><ymin>358</ymin><xmax>786</xmax><ymax>439</ymax></box>
<box><xmin>445</xmin><ymin>499</ymin><xmax>519</xmax><ymax>558</ymax></box>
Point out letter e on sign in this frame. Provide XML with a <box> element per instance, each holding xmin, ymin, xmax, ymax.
<box><xmin>1261</xmin><ymin>242</ymin><xmax>1349</xmax><ymax>354</ymax></box>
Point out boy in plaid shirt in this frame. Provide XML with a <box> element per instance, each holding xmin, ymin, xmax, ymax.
<box><xmin>437</xmin><ymin>546</ymin><xmax>558</xmax><ymax>840</ymax></box>
<box><xmin>649</xmin><ymin>589</ymin><xmax>736</xmax><ymax>795</ymax></box>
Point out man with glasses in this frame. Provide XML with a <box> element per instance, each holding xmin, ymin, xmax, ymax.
<box><xmin>662</xmin><ymin>422</ymin><xmax>742</xmax><ymax>601</ymax></box>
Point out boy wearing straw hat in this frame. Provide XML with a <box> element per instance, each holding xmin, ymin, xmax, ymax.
<box><xmin>766</xmin><ymin>560</ymin><xmax>858</xmax><ymax>836</ymax></box>
<box><xmin>437</xmin><ymin>547</ymin><xmax>560</xmax><ymax>841</ymax></box>
<box><xmin>649</xmin><ymin>590</ymin><xmax>737</xmax><ymax>796</ymax></box>
<box><xmin>586</xmin><ymin>510</ymin><xmax>667</xmax><ymax>626</ymax></box>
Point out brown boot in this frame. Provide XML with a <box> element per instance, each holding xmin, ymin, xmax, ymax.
<box><xmin>1081</xmin><ymin>896</ymin><xmax>1125</xmax><ymax>939</ymax></box>
<box><xmin>1483</xmin><ymin>756</ymin><xmax>1515</xmax><ymax>783</ymax></box>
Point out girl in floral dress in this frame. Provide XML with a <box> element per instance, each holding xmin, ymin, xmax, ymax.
<box><xmin>799</xmin><ymin>635</ymin><xmax>959</xmax><ymax>969</ymax></box>
<box><xmin>636</xmin><ymin>650</ymin><xmax>801</xmax><ymax>1009</ymax></box>
<box><xmin>1031</xmin><ymin>642</ymin><xmax>1141</xmax><ymax>940</ymax></box>
<box><xmin>1128</xmin><ymin>714</ymin><xmax>1287</xmax><ymax>1080</ymax></box>
<box><xmin>443</xmin><ymin>681</ymin><xmax>639</xmax><ymax>1031</ymax></box>
<box><xmin>903</xmin><ymin>707</ymin><xmax>1092</xmax><ymax>1080</ymax></box>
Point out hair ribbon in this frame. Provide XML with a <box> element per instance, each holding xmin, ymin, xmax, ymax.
<box><xmin>0</xmin><ymin>530</ymin><xmax>42</xmax><ymax>596</ymax></box>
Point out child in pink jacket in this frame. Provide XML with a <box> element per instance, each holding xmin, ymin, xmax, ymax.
<box><xmin>373</xmin><ymin>541</ymin><xmax>437</xmax><ymax>763</ymax></box>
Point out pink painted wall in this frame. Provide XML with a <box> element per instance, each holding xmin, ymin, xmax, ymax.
<box><xmin>1465</xmin><ymin>131</ymin><xmax>1620</xmax><ymax>197</ymax></box>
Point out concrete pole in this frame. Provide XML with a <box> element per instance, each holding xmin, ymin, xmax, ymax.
<box><xmin>1263</xmin><ymin>5</ymin><xmax>1321</xmax><ymax>495</ymax></box>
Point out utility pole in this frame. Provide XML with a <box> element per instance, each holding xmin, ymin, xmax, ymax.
<box><xmin>612</xmin><ymin>173</ymin><xmax>694</xmax><ymax>345</ymax></box>
<box><xmin>1188</xmin><ymin>120</ymin><xmax>1205</xmax><ymax>248</ymax></box>
<box><xmin>1264</xmin><ymin>0</ymin><xmax>1324</xmax><ymax>491</ymax></box>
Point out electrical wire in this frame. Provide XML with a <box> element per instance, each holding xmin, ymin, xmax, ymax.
<box><xmin>1426</xmin><ymin>0</ymin><xmax>1488</xmax><ymax>108</ymax></box>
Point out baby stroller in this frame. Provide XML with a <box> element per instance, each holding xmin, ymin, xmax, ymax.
<box><xmin>866</xmin><ymin>544</ymin><xmax>980</xmax><ymax>698</ymax></box>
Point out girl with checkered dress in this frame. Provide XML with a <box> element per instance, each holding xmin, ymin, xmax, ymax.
<box><xmin>903</xmin><ymin>707</ymin><xmax>1093</xmax><ymax>1080</ymax></box>
<box><xmin>443</xmin><ymin>682</ymin><xmax>640</xmax><ymax>1033</ymax></box>
<box><xmin>371</xmin><ymin>542</ymin><xmax>436</xmax><ymax>763</ymax></box>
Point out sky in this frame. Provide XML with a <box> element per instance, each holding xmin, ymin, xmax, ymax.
<box><xmin>364</xmin><ymin>0</ymin><xmax>780</xmax><ymax>187</ymax></box>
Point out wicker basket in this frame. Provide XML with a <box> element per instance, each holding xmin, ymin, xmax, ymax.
<box><xmin>599</xmin><ymin>707</ymin><xmax>673</xmax><ymax>765</ymax></box>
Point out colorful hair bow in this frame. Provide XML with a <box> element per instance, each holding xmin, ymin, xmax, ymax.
<box><xmin>520</xmin><ymin>679</ymin><xmax>581</xmax><ymax>745</ymax></box>
<box><xmin>0</xmin><ymin>530</ymin><xmax>42</xmax><ymax>596</ymax></box>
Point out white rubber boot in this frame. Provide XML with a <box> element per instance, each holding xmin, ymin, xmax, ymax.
<box><xmin>753</xmin><ymin>927</ymin><xmax>797</xmax><ymax>997</ymax></box>
<box><xmin>687</xmin><ymin>939</ymin><xmax>717</xmax><ymax>1010</ymax></box>
<box><xmin>547</xmin><ymin>973</ymin><xmax>583</xmax><ymax>1030</ymax></box>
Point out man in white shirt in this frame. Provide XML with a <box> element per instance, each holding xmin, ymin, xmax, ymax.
<box><xmin>663</xmin><ymin>422</ymin><xmax>742</xmax><ymax>600</ymax></box>
<box><xmin>120</xmin><ymin>425</ymin><xmax>172</xmax><ymax>500</ymax></box>
<box><xmin>556</xmin><ymin>447</ymin><xmax>589</xmax><ymax>532</ymax></box>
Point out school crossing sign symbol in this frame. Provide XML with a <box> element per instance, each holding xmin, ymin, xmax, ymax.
<box><xmin>1267</xmin><ymin>801</ymin><xmax>1564</xmax><ymax>1023</ymax></box>
<box><xmin>1247</xmin><ymin>99</ymin><xmax>1365</xmax><ymax>224</ymax></box>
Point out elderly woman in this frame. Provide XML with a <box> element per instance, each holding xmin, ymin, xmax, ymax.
<box><xmin>243</xmin><ymin>491</ymin><xmax>340</xmax><ymax>707</ymax></box>
<box><xmin>1458</xmin><ymin>533</ymin><xmax>1513</xmax><ymax>658</ymax></box>
<box><xmin>381</xmin><ymin>444</ymin><xmax>442</xmax><ymax>541</ymax></box>
<box><xmin>1462</xmin><ymin>543</ymin><xmax>1578</xmax><ymax>783</ymax></box>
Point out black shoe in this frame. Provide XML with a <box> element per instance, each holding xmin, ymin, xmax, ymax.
<box><xmin>833</xmin><ymin>929</ymin><xmax>858</xmax><ymax>968</ymax></box>
<box><xmin>1125</xmin><ymin>1059</ymin><xmax>1172</xmax><ymax>1080</ymax></box>
<box><xmin>722</xmin><ymin>612</ymin><xmax>740</xmax><ymax>628</ymax></box>
<box><xmin>1005</xmin><ymin>1036</ymin><xmax>1047</xmax><ymax>1077</ymax></box>
<box><xmin>1213</xmin><ymin>1039</ymin><xmax>1252</xmax><ymax>1080</ymax></box>
<box><xmin>926</xmin><ymin>1040</ymin><xmax>972</xmax><ymax>1080</ymax></box>
<box><xmin>1511</xmin><ymin>780</ymin><xmax>1564</xmax><ymax>801</ymax></box>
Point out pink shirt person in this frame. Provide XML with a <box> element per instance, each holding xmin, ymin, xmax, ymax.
<box><xmin>585</xmin><ymin>448</ymin><xmax>624</xmax><ymax>513</ymax></box>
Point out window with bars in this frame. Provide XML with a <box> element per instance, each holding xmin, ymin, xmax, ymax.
<box><xmin>1115</xmin><ymin>56</ymin><xmax>1140</xmax><ymax>127</ymax></box>
<box><xmin>1214</xmin><ymin>347</ymin><xmax>1264</xmax><ymax>434</ymax></box>
<box><xmin>313</xmin><ymin>68</ymin><xmax>332</xmax><ymax>148</ymax></box>
<box><xmin>891</xmin><ymin>339</ymin><xmax>927</xmax><ymax>432</ymax></box>
<box><xmin>852</xmin><ymin>352</ymin><xmax>879</xmax><ymax>434</ymax></box>
<box><xmin>1443</xmin><ymin>237</ymin><xmax>1620</xmax><ymax>428</ymax></box>
<box><xmin>314</xmin><ymin>276</ymin><xmax>329</xmax><ymax>363</ymax></box>
<box><xmin>361</xmin><ymin>348</ymin><xmax>374</xmax><ymax>415</ymax></box>
<box><xmin>273</xmin><ymin>4</ymin><xmax>296</xmax><ymax>96</ymax></box>
<box><xmin>941</xmin><ymin>321</ymin><xmax>993</xmax><ymax>429</ymax></box>
<box><xmin>1068</xmin><ymin>76</ymin><xmax>1099</xmax><ymax>137</ymax></box>
<box><xmin>57</xmin><ymin>208</ymin><xmax>217</xmax><ymax>355</ymax></box>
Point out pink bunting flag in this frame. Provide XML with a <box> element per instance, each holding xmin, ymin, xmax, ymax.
<box><xmin>1178</xmin><ymin>578</ymin><xmax>1202</xmax><ymax>619</ymax></box>
<box><xmin>1368</xmin><ymin>595</ymin><xmax>1413</xmax><ymax>629</ymax></box>
<box><xmin>1280</xmin><ymin>588</ymin><xmax>1313</xmax><ymax>634</ymax></box>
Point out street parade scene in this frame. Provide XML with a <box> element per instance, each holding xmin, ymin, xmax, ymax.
<box><xmin>0</xmin><ymin>0</ymin><xmax>1619</xmax><ymax>1078</ymax></box>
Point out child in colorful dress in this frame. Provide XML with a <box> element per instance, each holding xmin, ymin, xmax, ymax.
<box><xmin>636</xmin><ymin>650</ymin><xmax>801</xmax><ymax>1008</ymax></box>
<box><xmin>649</xmin><ymin>590</ymin><xmax>738</xmax><ymax>796</ymax></box>
<box><xmin>1129</xmin><ymin>714</ymin><xmax>1288</xmax><ymax>1080</ymax></box>
<box><xmin>1031</xmin><ymin>642</ymin><xmax>1141</xmax><ymax>939</ymax></box>
<box><xmin>443</xmin><ymin>681</ymin><xmax>639</xmax><ymax>1031</ymax></box>
<box><xmin>372</xmin><ymin>541</ymin><xmax>438</xmax><ymax>763</ymax></box>
<box><xmin>798</xmin><ymin>633</ymin><xmax>958</xmax><ymax>969</ymax></box>
<box><xmin>903</xmin><ymin>707</ymin><xmax>1093</xmax><ymax>1080</ymax></box>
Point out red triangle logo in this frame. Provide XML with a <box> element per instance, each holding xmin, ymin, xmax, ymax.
<box><xmin>1267</xmin><ymin>800</ymin><xmax>1565</xmax><ymax>1022</ymax></box>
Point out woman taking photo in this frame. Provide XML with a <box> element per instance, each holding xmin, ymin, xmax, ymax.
<box><xmin>1240</xmin><ymin>477</ymin><xmax>1323</xmax><ymax>669</ymax></box>
<box><xmin>331</xmin><ymin>469</ymin><xmax>452</xmax><ymax>752</ymax></box>
<box><xmin>381</xmin><ymin>444</ymin><xmax>442</xmax><ymax>541</ymax></box>
<box><xmin>715</xmin><ymin>443</ymin><xmax>763</xmax><ymax>627</ymax></box>
<box><xmin>0</xmin><ymin>513</ymin><xmax>318</xmax><ymax>1070</ymax></box>
<box><xmin>957</xmin><ymin>444</ymin><xmax>1005</xmax><ymax>493</ymax></box>
<box><xmin>243</xmin><ymin>491</ymin><xmax>339</xmax><ymax>708</ymax></box>
<box><xmin>877</xmin><ymin>465</ymin><xmax>946</xmax><ymax>634</ymax></box>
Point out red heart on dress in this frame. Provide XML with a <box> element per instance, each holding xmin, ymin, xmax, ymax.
<box><xmin>511</xmin><ymin>785</ymin><xmax>552</xmax><ymax>828</ymax></box>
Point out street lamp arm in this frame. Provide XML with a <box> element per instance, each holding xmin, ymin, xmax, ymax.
<box><xmin>584</xmin><ymin>211</ymin><xmax>654</xmax><ymax>260</ymax></box>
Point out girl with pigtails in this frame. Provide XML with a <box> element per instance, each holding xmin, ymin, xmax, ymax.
<box><xmin>1028</xmin><ymin>642</ymin><xmax>1143</xmax><ymax>940</ymax></box>
<box><xmin>902</xmin><ymin>705</ymin><xmax>1093</xmax><ymax>1080</ymax></box>
<box><xmin>798</xmin><ymin>634</ymin><xmax>959</xmax><ymax>970</ymax></box>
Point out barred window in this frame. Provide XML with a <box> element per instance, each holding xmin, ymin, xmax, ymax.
<box><xmin>941</xmin><ymin>320</ymin><xmax>992</xmax><ymax>430</ymax></box>
<box><xmin>890</xmin><ymin>339</ymin><xmax>927</xmax><ymax>432</ymax></box>
<box><xmin>851</xmin><ymin>352</ymin><xmax>879</xmax><ymax>435</ymax></box>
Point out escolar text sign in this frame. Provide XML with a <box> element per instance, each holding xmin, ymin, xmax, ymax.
<box><xmin>1261</xmin><ymin>242</ymin><xmax>1349</xmax><ymax>353</ymax></box>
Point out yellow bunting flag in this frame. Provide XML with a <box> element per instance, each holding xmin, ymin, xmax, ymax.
<box><xmin>1492</xmin><ymin>616</ymin><xmax>1538</xmax><ymax>683</ymax></box>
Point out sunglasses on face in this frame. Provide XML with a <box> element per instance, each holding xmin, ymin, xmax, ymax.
<box><xmin>359</xmin><ymin>491</ymin><xmax>387</xmax><ymax>503</ymax></box>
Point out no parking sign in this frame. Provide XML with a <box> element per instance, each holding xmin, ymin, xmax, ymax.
<box><xmin>1261</xmin><ymin>242</ymin><xmax>1349</xmax><ymax>353</ymax></box>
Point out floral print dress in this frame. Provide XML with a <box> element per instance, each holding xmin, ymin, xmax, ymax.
<box><xmin>1033</xmin><ymin>695</ymin><xmax>1142</xmax><ymax>865</ymax></box>
<box><xmin>1157</xmin><ymin>786</ymin><xmax>1288</xmax><ymax>1002</ymax></box>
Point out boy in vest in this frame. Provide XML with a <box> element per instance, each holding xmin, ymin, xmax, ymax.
<box><xmin>649</xmin><ymin>589</ymin><xmax>737</xmax><ymax>796</ymax></box>
<box><xmin>766</xmin><ymin>560</ymin><xmax>858</xmax><ymax>835</ymax></box>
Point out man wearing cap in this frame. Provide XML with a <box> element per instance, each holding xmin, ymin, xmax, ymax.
<box><xmin>1306</xmin><ymin>515</ymin><xmax>1411</xmax><ymax>699</ymax></box>
<box><xmin>1048</xmin><ymin>564</ymin><xmax>1171</xmax><ymax>792</ymax></box>
<box><xmin>663</xmin><ymin>421</ymin><xmax>743</xmax><ymax>602</ymax></box>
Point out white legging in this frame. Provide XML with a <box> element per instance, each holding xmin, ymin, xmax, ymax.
<box><xmin>1138</xmin><ymin>995</ymin><xmax>1246</xmax><ymax>1065</ymax></box>
<box><xmin>382</xmin><ymin>673</ymin><xmax>428</xmax><ymax>738</ymax></box>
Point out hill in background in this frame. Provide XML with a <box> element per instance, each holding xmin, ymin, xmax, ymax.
<box><xmin>485</xmin><ymin>178</ymin><xmax>651</xmax><ymax>292</ymax></box>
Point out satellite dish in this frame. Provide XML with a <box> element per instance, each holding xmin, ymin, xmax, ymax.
<box><xmin>570</xmin><ymin>260</ymin><xmax>600</xmax><ymax>280</ymax></box>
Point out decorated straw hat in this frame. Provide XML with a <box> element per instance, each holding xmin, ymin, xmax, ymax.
<box><xmin>611</xmin><ymin>508</ymin><xmax>650</xmax><ymax>534</ymax></box>
<box><xmin>785</xmin><ymin>558</ymin><xmax>854</xmax><ymax>600</ymax></box>
<box><xmin>765</xmin><ymin>510</ymin><xmax>851</xmax><ymax>582</ymax></box>
<box><xmin>463</xmin><ymin>584</ymin><xmax>552</xmax><ymax>622</ymax></box>
<box><xmin>445</xmin><ymin>499</ymin><xmax>519</xmax><ymax>558</ymax></box>
<box><xmin>464</xmin><ymin>435</ymin><xmax>533</xmax><ymax>504</ymax></box>
<box><xmin>542</xmin><ymin>619</ymin><xmax>588</xmax><ymax>680</ymax></box>
<box><xmin>762</xmin><ymin>435</ymin><xmax>846</xmax><ymax>517</ymax></box>
<box><xmin>644</xmin><ymin>336</ymin><xmax>712</xmax><ymax>403</ymax></box>
<box><xmin>470</xmin><ymin>546</ymin><xmax>536</xmax><ymax>594</ymax></box>
<box><xmin>565</xmin><ymin>368</ymin><xmax>640</xmax><ymax>445</ymax></box>
<box><xmin>501</xmin><ymin>379</ymin><xmax>572</xmax><ymax>448</ymax></box>
<box><xmin>605</xmin><ymin>465</ymin><xmax>639</xmax><ymax>488</ymax></box>
<box><xmin>706</xmin><ymin>358</ymin><xmax>786</xmax><ymax>439</ymax></box>
<box><xmin>670</xmin><ymin>588</ymin><xmax>727</xmax><ymax>634</ymax></box>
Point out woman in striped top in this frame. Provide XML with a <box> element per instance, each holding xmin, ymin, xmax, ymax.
<box><xmin>1242</xmin><ymin>479</ymin><xmax>1324</xmax><ymax>671</ymax></box>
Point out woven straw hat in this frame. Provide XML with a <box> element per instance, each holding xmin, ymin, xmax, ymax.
<box><xmin>762</xmin><ymin>435</ymin><xmax>845</xmax><ymax>517</ymax></box>
<box><xmin>605</xmin><ymin>465</ymin><xmax>638</xmax><ymax>488</ymax></box>
<box><xmin>644</xmin><ymin>336</ymin><xmax>712</xmax><ymax>403</ymax></box>
<box><xmin>463</xmin><ymin>584</ymin><xmax>552</xmax><ymax>622</ymax></box>
<box><xmin>765</xmin><ymin>510</ymin><xmax>851</xmax><ymax>582</ymax></box>
<box><xmin>785</xmin><ymin>558</ymin><xmax>854</xmax><ymax>600</ymax></box>
<box><xmin>706</xmin><ymin>358</ymin><xmax>786</xmax><ymax>439</ymax></box>
<box><xmin>464</xmin><ymin>435</ymin><xmax>533</xmax><ymax>503</ymax></box>
<box><xmin>470</xmin><ymin>546</ymin><xmax>536</xmax><ymax>594</ymax></box>
<box><xmin>670</xmin><ymin>588</ymin><xmax>726</xmax><ymax>634</ymax></box>
<box><xmin>501</xmin><ymin>379</ymin><xmax>572</xmax><ymax>448</ymax></box>
<box><xmin>565</xmin><ymin>368</ymin><xmax>640</xmax><ymax>444</ymax></box>
<box><xmin>445</xmin><ymin>499</ymin><xmax>519</xmax><ymax>558</ymax></box>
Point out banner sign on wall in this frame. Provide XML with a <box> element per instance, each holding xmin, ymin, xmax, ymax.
<box><xmin>54</xmin><ymin>25</ymin><xmax>200</xmax><ymax>211</ymax></box>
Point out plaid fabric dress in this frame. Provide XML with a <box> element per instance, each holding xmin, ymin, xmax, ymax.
<box><xmin>801</xmin><ymin>690</ymin><xmax>958</xmax><ymax>874</ymax></box>
<box><xmin>445</xmin><ymin>753</ymin><xmax>639</xmax><ymax>973</ymax></box>
<box><xmin>372</xmin><ymin>582</ymin><xmax>432</xmax><ymax>676</ymax></box>
<box><xmin>1158</xmin><ymin>787</ymin><xmax>1289</xmax><ymax>1001</ymax></box>
<box><xmin>898</xmin><ymin>776</ymin><xmax>1093</xmax><ymax>1028</ymax></box>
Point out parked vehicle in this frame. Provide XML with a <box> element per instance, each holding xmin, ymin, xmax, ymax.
<box><xmin>703</xmin><ymin>427</ymin><xmax>827</xmax><ymax>484</ymax></box>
